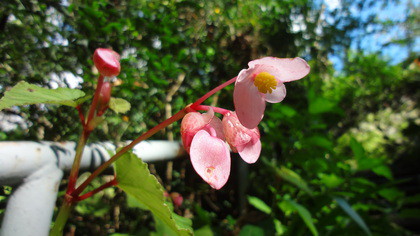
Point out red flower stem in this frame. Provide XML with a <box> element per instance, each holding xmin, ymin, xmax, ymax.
<box><xmin>191</xmin><ymin>77</ymin><xmax>236</xmax><ymax>108</ymax></box>
<box><xmin>76</xmin><ymin>105</ymin><xmax>85</xmax><ymax>125</ymax></box>
<box><xmin>71</xmin><ymin>108</ymin><xmax>188</xmax><ymax>197</ymax></box>
<box><xmin>66</xmin><ymin>130</ymin><xmax>90</xmax><ymax>194</ymax></box>
<box><xmin>195</xmin><ymin>105</ymin><xmax>231</xmax><ymax>115</ymax></box>
<box><xmin>66</xmin><ymin>75</ymin><xmax>104</xmax><ymax>193</ymax></box>
<box><xmin>76</xmin><ymin>178</ymin><xmax>118</xmax><ymax>201</ymax></box>
<box><xmin>86</xmin><ymin>75</ymin><xmax>104</xmax><ymax>127</ymax></box>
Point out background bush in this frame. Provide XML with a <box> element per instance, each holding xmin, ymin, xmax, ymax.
<box><xmin>0</xmin><ymin>0</ymin><xmax>419</xmax><ymax>235</ymax></box>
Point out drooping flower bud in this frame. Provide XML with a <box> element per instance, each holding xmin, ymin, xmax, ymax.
<box><xmin>96</xmin><ymin>82</ymin><xmax>112</xmax><ymax>116</ymax></box>
<box><xmin>170</xmin><ymin>192</ymin><xmax>184</xmax><ymax>207</ymax></box>
<box><xmin>222</xmin><ymin>111</ymin><xmax>261</xmax><ymax>164</ymax></box>
<box><xmin>180</xmin><ymin>109</ymin><xmax>224</xmax><ymax>152</ymax></box>
<box><xmin>93</xmin><ymin>48</ymin><xmax>121</xmax><ymax>77</ymax></box>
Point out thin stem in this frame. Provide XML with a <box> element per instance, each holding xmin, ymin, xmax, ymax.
<box><xmin>50</xmin><ymin>201</ymin><xmax>72</xmax><ymax>236</ymax></box>
<box><xmin>66</xmin><ymin>130</ymin><xmax>89</xmax><ymax>193</ymax></box>
<box><xmin>76</xmin><ymin>178</ymin><xmax>118</xmax><ymax>201</ymax></box>
<box><xmin>191</xmin><ymin>77</ymin><xmax>236</xmax><ymax>108</ymax></box>
<box><xmin>195</xmin><ymin>105</ymin><xmax>231</xmax><ymax>115</ymax></box>
<box><xmin>71</xmin><ymin>108</ymin><xmax>188</xmax><ymax>197</ymax></box>
<box><xmin>86</xmin><ymin>75</ymin><xmax>104</xmax><ymax>127</ymax></box>
<box><xmin>76</xmin><ymin>105</ymin><xmax>85</xmax><ymax>125</ymax></box>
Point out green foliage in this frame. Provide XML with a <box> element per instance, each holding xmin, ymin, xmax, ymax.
<box><xmin>1</xmin><ymin>0</ymin><xmax>418</xmax><ymax>235</ymax></box>
<box><xmin>0</xmin><ymin>81</ymin><xmax>85</xmax><ymax>110</ymax></box>
<box><xmin>279</xmin><ymin>199</ymin><xmax>318</xmax><ymax>236</ymax></box>
<box><xmin>247</xmin><ymin>196</ymin><xmax>272</xmax><ymax>214</ymax></box>
<box><xmin>114</xmin><ymin>150</ymin><xmax>193</xmax><ymax>235</ymax></box>
<box><xmin>334</xmin><ymin>197</ymin><xmax>372</xmax><ymax>236</ymax></box>
<box><xmin>109</xmin><ymin>97</ymin><xmax>131</xmax><ymax>114</ymax></box>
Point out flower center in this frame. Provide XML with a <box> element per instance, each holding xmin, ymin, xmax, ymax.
<box><xmin>253</xmin><ymin>72</ymin><xmax>277</xmax><ymax>94</ymax></box>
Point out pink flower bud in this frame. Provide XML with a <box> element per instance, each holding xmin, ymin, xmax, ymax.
<box><xmin>222</xmin><ymin>111</ymin><xmax>261</xmax><ymax>164</ymax></box>
<box><xmin>180</xmin><ymin>109</ymin><xmax>224</xmax><ymax>152</ymax></box>
<box><xmin>93</xmin><ymin>48</ymin><xmax>121</xmax><ymax>77</ymax></box>
<box><xmin>97</xmin><ymin>82</ymin><xmax>112</xmax><ymax>116</ymax></box>
<box><xmin>170</xmin><ymin>192</ymin><xmax>184</xmax><ymax>207</ymax></box>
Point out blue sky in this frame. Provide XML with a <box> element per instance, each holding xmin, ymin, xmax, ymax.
<box><xmin>325</xmin><ymin>0</ymin><xmax>418</xmax><ymax>70</ymax></box>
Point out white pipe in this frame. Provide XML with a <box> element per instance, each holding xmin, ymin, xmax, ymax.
<box><xmin>0</xmin><ymin>140</ymin><xmax>184</xmax><ymax>236</ymax></box>
<box><xmin>0</xmin><ymin>141</ymin><xmax>183</xmax><ymax>185</ymax></box>
<box><xmin>1</xmin><ymin>164</ymin><xmax>63</xmax><ymax>236</ymax></box>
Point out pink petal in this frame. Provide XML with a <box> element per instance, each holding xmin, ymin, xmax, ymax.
<box><xmin>222</xmin><ymin>111</ymin><xmax>261</xmax><ymax>164</ymax></box>
<box><xmin>248</xmin><ymin>57</ymin><xmax>310</xmax><ymax>83</ymax></box>
<box><xmin>264</xmin><ymin>83</ymin><xmax>287</xmax><ymax>103</ymax></box>
<box><xmin>233</xmin><ymin>77</ymin><xmax>266</xmax><ymax>129</ymax></box>
<box><xmin>180</xmin><ymin>109</ymin><xmax>214</xmax><ymax>152</ymax></box>
<box><xmin>190</xmin><ymin>130</ymin><xmax>231</xmax><ymax>189</ymax></box>
<box><xmin>236</xmin><ymin>68</ymin><xmax>252</xmax><ymax>83</ymax></box>
<box><xmin>205</xmin><ymin>116</ymin><xmax>225</xmax><ymax>141</ymax></box>
<box><xmin>237</xmin><ymin>138</ymin><xmax>261</xmax><ymax>164</ymax></box>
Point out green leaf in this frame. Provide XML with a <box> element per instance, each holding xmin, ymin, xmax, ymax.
<box><xmin>305</xmin><ymin>135</ymin><xmax>333</xmax><ymax>150</ymax></box>
<box><xmin>281</xmin><ymin>200</ymin><xmax>318</xmax><ymax>236</ymax></box>
<box><xmin>372</xmin><ymin>165</ymin><xmax>393</xmax><ymax>179</ymax></box>
<box><xmin>114</xmin><ymin>151</ymin><xmax>193</xmax><ymax>235</ymax></box>
<box><xmin>109</xmin><ymin>97</ymin><xmax>131</xmax><ymax>114</ymax></box>
<box><xmin>273</xmin><ymin>219</ymin><xmax>286</xmax><ymax>235</ymax></box>
<box><xmin>350</xmin><ymin>138</ymin><xmax>366</xmax><ymax>159</ymax></box>
<box><xmin>372</xmin><ymin>165</ymin><xmax>392</xmax><ymax>180</ymax></box>
<box><xmin>194</xmin><ymin>225</ymin><xmax>214</xmax><ymax>236</ymax></box>
<box><xmin>334</xmin><ymin>197</ymin><xmax>372</xmax><ymax>236</ymax></box>
<box><xmin>318</xmin><ymin>173</ymin><xmax>344</xmax><ymax>188</ymax></box>
<box><xmin>0</xmin><ymin>81</ymin><xmax>85</xmax><ymax>110</ymax></box>
<box><xmin>308</xmin><ymin>97</ymin><xmax>337</xmax><ymax>114</ymax></box>
<box><xmin>275</xmin><ymin>166</ymin><xmax>313</xmax><ymax>196</ymax></box>
<box><xmin>247</xmin><ymin>196</ymin><xmax>272</xmax><ymax>214</ymax></box>
<box><xmin>378</xmin><ymin>188</ymin><xmax>404</xmax><ymax>202</ymax></box>
<box><xmin>239</xmin><ymin>225</ymin><xmax>265</xmax><ymax>236</ymax></box>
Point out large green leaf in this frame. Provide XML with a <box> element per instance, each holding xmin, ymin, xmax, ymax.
<box><xmin>0</xmin><ymin>81</ymin><xmax>85</xmax><ymax>110</ymax></box>
<box><xmin>334</xmin><ymin>197</ymin><xmax>372</xmax><ymax>235</ymax></box>
<box><xmin>114</xmin><ymin>151</ymin><xmax>193</xmax><ymax>236</ymax></box>
<box><xmin>280</xmin><ymin>199</ymin><xmax>318</xmax><ymax>236</ymax></box>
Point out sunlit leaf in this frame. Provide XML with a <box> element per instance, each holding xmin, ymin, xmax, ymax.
<box><xmin>0</xmin><ymin>81</ymin><xmax>85</xmax><ymax>110</ymax></box>
<box><xmin>318</xmin><ymin>173</ymin><xmax>344</xmax><ymax>188</ymax></box>
<box><xmin>109</xmin><ymin>97</ymin><xmax>131</xmax><ymax>114</ymax></box>
<box><xmin>334</xmin><ymin>197</ymin><xmax>372</xmax><ymax>236</ymax></box>
<box><xmin>247</xmin><ymin>196</ymin><xmax>272</xmax><ymax>214</ymax></box>
<box><xmin>194</xmin><ymin>225</ymin><xmax>214</xmax><ymax>236</ymax></box>
<box><xmin>114</xmin><ymin>151</ymin><xmax>193</xmax><ymax>235</ymax></box>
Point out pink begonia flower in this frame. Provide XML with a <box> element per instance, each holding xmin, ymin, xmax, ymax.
<box><xmin>181</xmin><ymin>109</ymin><xmax>229</xmax><ymax>189</ymax></box>
<box><xmin>234</xmin><ymin>57</ymin><xmax>310</xmax><ymax>129</ymax></box>
<box><xmin>180</xmin><ymin>108</ymin><xmax>224</xmax><ymax>153</ymax></box>
<box><xmin>222</xmin><ymin>111</ymin><xmax>261</xmax><ymax>164</ymax></box>
<box><xmin>190</xmin><ymin>129</ymin><xmax>230</xmax><ymax>190</ymax></box>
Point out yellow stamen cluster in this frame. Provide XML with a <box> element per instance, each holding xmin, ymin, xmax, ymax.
<box><xmin>253</xmin><ymin>72</ymin><xmax>277</xmax><ymax>94</ymax></box>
